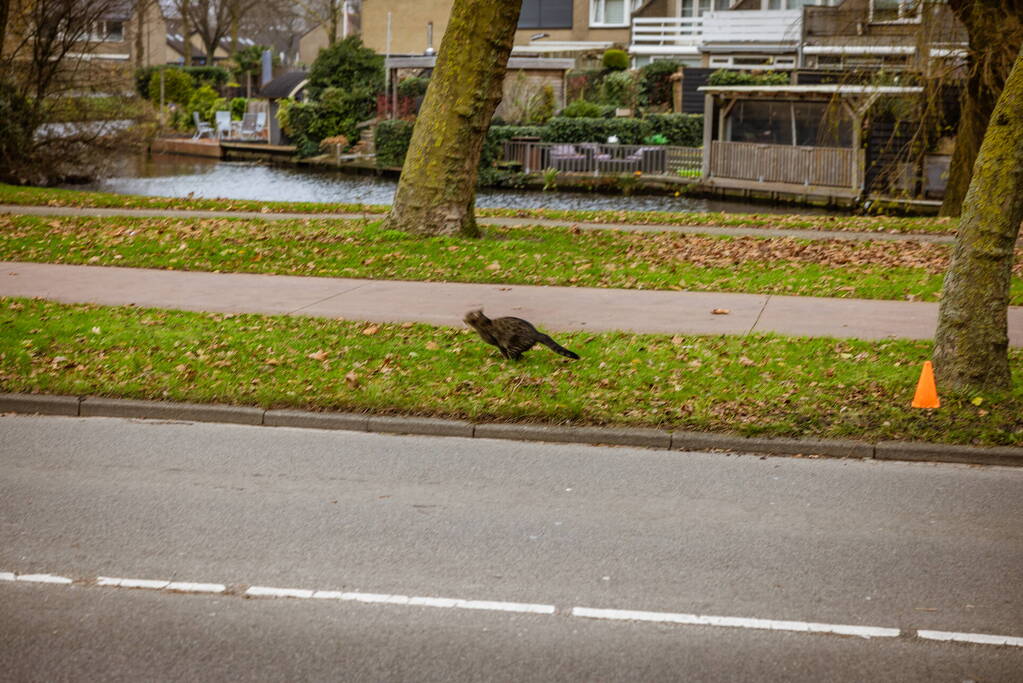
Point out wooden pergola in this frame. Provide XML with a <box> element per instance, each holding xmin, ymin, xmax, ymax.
<box><xmin>697</xmin><ymin>84</ymin><xmax>924</xmax><ymax>198</ymax></box>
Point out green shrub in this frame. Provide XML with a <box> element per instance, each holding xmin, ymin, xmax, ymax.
<box><xmin>397</xmin><ymin>76</ymin><xmax>430</xmax><ymax>99</ymax></box>
<box><xmin>186</xmin><ymin>85</ymin><xmax>220</xmax><ymax>126</ymax></box>
<box><xmin>559</xmin><ymin>99</ymin><xmax>609</xmax><ymax>118</ymax></box>
<box><xmin>375</xmin><ymin>119</ymin><xmax>415</xmax><ymax>168</ymax></box>
<box><xmin>182</xmin><ymin>66</ymin><xmax>230</xmax><ymax>88</ymax></box>
<box><xmin>541</xmin><ymin>117</ymin><xmax>652</xmax><ymax>145</ymax></box>
<box><xmin>145</xmin><ymin>68</ymin><xmax>194</xmax><ymax>106</ymax></box>
<box><xmin>707</xmin><ymin>69</ymin><xmax>789</xmax><ymax>86</ymax></box>
<box><xmin>306</xmin><ymin>35</ymin><xmax>384</xmax><ymax>101</ymax></box>
<box><xmin>602</xmin><ymin>49</ymin><xmax>629</xmax><ymax>71</ymax></box>
<box><xmin>601</xmin><ymin>70</ymin><xmax>639</xmax><ymax>109</ymax></box>
<box><xmin>231</xmin><ymin>45</ymin><xmax>278</xmax><ymax>83</ymax></box>
<box><xmin>230</xmin><ymin>97</ymin><xmax>247</xmax><ymax>119</ymax></box>
<box><xmin>645</xmin><ymin>113</ymin><xmax>703</xmax><ymax>147</ymax></box>
<box><xmin>638</xmin><ymin>60</ymin><xmax>680</xmax><ymax>106</ymax></box>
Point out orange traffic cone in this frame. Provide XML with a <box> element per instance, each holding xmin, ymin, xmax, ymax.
<box><xmin>911</xmin><ymin>361</ymin><xmax>940</xmax><ymax>409</ymax></box>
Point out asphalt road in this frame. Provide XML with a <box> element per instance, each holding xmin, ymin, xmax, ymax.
<box><xmin>2</xmin><ymin>415</ymin><xmax>1021</xmax><ymax>681</ymax></box>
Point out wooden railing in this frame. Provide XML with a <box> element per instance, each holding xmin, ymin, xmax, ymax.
<box><xmin>710</xmin><ymin>142</ymin><xmax>857</xmax><ymax>188</ymax></box>
<box><xmin>502</xmin><ymin>140</ymin><xmax>702</xmax><ymax>177</ymax></box>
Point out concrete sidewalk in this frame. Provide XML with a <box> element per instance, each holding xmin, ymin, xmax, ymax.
<box><xmin>5</xmin><ymin>261</ymin><xmax>1023</xmax><ymax>344</ymax></box>
<box><xmin>0</xmin><ymin>204</ymin><xmax>959</xmax><ymax>244</ymax></box>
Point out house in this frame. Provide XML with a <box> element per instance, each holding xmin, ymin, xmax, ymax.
<box><xmin>630</xmin><ymin>0</ymin><xmax>966</xmax><ymax>72</ymax></box>
<box><xmin>297</xmin><ymin>1</ymin><xmax>363</xmax><ymax>66</ymax></box>
<box><xmin>360</xmin><ymin>0</ymin><xmax>640</xmax><ymax>60</ymax></box>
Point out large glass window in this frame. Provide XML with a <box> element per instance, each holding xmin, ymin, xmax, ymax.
<box><xmin>519</xmin><ymin>0</ymin><xmax>573</xmax><ymax>29</ymax></box>
<box><xmin>592</xmin><ymin>0</ymin><xmax>627</xmax><ymax>26</ymax></box>
<box><xmin>727</xmin><ymin>100</ymin><xmax>852</xmax><ymax>147</ymax></box>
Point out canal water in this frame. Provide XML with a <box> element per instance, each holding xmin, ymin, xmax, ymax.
<box><xmin>75</xmin><ymin>153</ymin><xmax>839</xmax><ymax>215</ymax></box>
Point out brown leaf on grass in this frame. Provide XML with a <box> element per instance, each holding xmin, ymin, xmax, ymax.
<box><xmin>738</xmin><ymin>356</ymin><xmax>756</xmax><ymax>366</ymax></box>
<box><xmin>400</xmin><ymin>321</ymin><xmax>414</xmax><ymax>328</ymax></box>
<box><xmin>671</xmin><ymin>335</ymin><xmax>686</xmax><ymax>345</ymax></box>
<box><xmin>265</xmin><ymin>358</ymin><xmax>282</xmax><ymax>366</ymax></box>
<box><xmin>362</xmin><ymin>325</ymin><xmax>379</xmax><ymax>336</ymax></box>
<box><xmin>485</xmin><ymin>261</ymin><xmax>501</xmax><ymax>271</ymax></box>
<box><xmin>425</xmin><ymin>341</ymin><xmax>440</xmax><ymax>351</ymax></box>
<box><xmin>711</xmin><ymin>308</ymin><xmax>730</xmax><ymax>315</ymax></box>
<box><xmin>307</xmin><ymin>350</ymin><xmax>329</xmax><ymax>361</ymax></box>
<box><xmin>344</xmin><ymin>371</ymin><xmax>359</xmax><ymax>387</ymax></box>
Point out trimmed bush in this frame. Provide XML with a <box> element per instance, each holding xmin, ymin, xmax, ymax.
<box><xmin>541</xmin><ymin>117</ymin><xmax>652</xmax><ymax>145</ymax></box>
<box><xmin>397</xmin><ymin>76</ymin><xmax>430</xmax><ymax>99</ymax></box>
<box><xmin>645</xmin><ymin>113</ymin><xmax>703</xmax><ymax>147</ymax></box>
<box><xmin>230</xmin><ymin>97</ymin><xmax>247</xmax><ymax>119</ymax></box>
<box><xmin>145</xmin><ymin>68</ymin><xmax>194</xmax><ymax>105</ymax></box>
<box><xmin>639</xmin><ymin>60</ymin><xmax>680</xmax><ymax>107</ymax></box>
<box><xmin>375</xmin><ymin>119</ymin><xmax>415</xmax><ymax>168</ymax></box>
<box><xmin>602</xmin><ymin>49</ymin><xmax>629</xmax><ymax>71</ymax></box>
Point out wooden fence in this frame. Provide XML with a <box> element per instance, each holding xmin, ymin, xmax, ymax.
<box><xmin>710</xmin><ymin>141</ymin><xmax>857</xmax><ymax>188</ymax></box>
<box><xmin>502</xmin><ymin>141</ymin><xmax>701</xmax><ymax>177</ymax></box>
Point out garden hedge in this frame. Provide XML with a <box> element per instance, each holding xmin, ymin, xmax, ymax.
<box><xmin>645</xmin><ymin>113</ymin><xmax>703</xmax><ymax>147</ymax></box>
<box><xmin>541</xmin><ymin>117</ymin><xmax>653</xmax><ymax>145</ymax></box>
<box><xmin>375</xmin><ymin>119</ymin><xmax>415</xmax><ymax>168</ymax></box>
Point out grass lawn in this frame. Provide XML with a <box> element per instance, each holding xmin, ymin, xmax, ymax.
<box><xmin>6</xmin><ymin>214</ymin><xmax>1018</xmax><ymax>303</ymax></box>
<box><xmin>2</xmin><ymin>297</ymin><xmax>1020</xmax><ymax>446</ymax></box>
<box><xmin>0</xmin><ymin>183</ymin><xmax>959</xmax><ymax>235</ymax></box>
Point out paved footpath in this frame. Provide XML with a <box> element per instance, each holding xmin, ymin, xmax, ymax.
<box><xmin>4</xmin><ymin>260</ymin><xmax>1023</xmax><ymax>345</ymax></box>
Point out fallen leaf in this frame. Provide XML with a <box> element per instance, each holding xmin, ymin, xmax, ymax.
<box><xmin>485</xmin><ymin>261</ymin><xmax>501</xmax><ymax>271</ymax></box>
<box><xmin>671</xmin><ymin>335</ymin><xmax>685</xmax><ymax>345</ymax></box>
<box><xmin>401</xmin><ymin>322</ymin><xmax>414</xmax><ymax>328</ymax></box>
<box><xmin>738</xmin><ymin>356</ymin><xmax>756</xmax><ymax>366</ymax></box>
<box><xmin>711</xmin><ymin>308</ymin><xmax>730</xmax><ymax>315</ymax></box>
<box><xmin>362</xmin><ymin>325</ymin><xmax>379</xmax><ymax>336</ymax></box>
<box><xmin>344</xmin><ymin>371</ymin><xmax>359</xmax><ymax>387</ymax></box>
<box><xmin>91</xmin><ymin>326</ymin><xmax>101</xmax><ymax>334</ymax></box>
<box><xmin>307</xmin><ymin>350</ymin><xmax>329</xmax><ymax>361</ymax></box>
<box><xmin>971</xmin><ymin>396</ymin><xmax>984</xmax><ymax>406</ymax></box>
<box><xmin>425</xmin><ymin>341</ymin><xmax>440</xmax><ymax>351</ymax></box>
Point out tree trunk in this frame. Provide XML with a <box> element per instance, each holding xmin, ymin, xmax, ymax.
<box><xmin>382</xmin><ymin>0</ymin><xmax>521</xmax><ymax>237</ymax></box>
<box><xmin>933</xmin><ymin>47</ymin><xmax>1023</xmax><ymax>390</ymax></box>
<box><xmin>181</xmin><ymin>0</ymin><xmax>192</xmax><ymax>66</ymax></box>
<box><xmin>328</xmin><ymin>0</ymin><xmax>339</xmax><ymax>46</ymax></box>
<box><xmin>940</xmin><ymin>1</ymin><xmax>1023</xmax><ymax>217</ymax></box>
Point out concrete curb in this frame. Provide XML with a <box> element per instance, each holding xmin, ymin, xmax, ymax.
<box><xmin>2</xmin><ymin>392</ymin><xmax>1020</xmax><ymax>467</ymax></box>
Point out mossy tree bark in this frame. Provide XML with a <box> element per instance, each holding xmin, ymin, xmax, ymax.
<box><xmin>382</xmin><ymin>0</ymin><xmax>522</xmax><ymax>237</ymax></box>
<box><xmin>933</xmin><ymin>47</ymin><xmax>1023</xmax><ymax>390</ymax></box>
<box><xmin>940</xmin><ymin>1</ymin><xmax>1023</xmax><ymax>217</ymax></box>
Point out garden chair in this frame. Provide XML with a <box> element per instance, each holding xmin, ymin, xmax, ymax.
<box><xmin>192</xmin><ymin>111</ymin><xmax>215</xmax><ymax>140</ymax></box>
<box><xmin>214</xmin><ymin>110</ymin><xmax>232</xmax><ymax>139</ymax></box>
<box><xmin>547</xmin><ymin>144</ymin><xmax>589</xmax><ymax>172</ymax></box>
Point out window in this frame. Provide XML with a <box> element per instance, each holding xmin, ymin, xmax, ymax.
<box><xmin>727</xmin><ymin>100</ymin><xmax>852</xmax><ymax>147</ymax></box>
<box><xmin>519</xmin><ymin>0</ymin><xmax>572</xmax><ymax>29</ymax></box>
<box><xmin>870</xmin><ymin>0</ymin><xmax>921</xmax><ymax>23</ymax></box>
<box><xmin>89</xmin><ymin>20</ymin><xmax>124</xmax><ymax>42</ymax></box>
<box><xmin>591</xmin><ymin>0</ymin><xmax>642</xmax><ymax>27</ymax></box>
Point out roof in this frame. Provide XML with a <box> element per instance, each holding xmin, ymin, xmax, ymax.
<box><xmin>257</xmin><ymin>71</ymin><xmax>309</xmax><ymax>99</ymax></box>
<box><xmin>698</xmin><ymin>85</ymin><xmax>924</xmax><ymax>95</ymax></box>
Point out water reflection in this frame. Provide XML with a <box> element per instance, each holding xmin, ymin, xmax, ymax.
<box><xmin>75</xmin><ymin>153</ymin><xmax>840</xmax><ymax>216</ymax></box>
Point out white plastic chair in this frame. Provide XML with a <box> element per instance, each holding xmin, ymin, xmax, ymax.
<box><xmin>214</xmin><ymin>110</ymin><xmax>232</xmax><ymax>138</ymax></box>
<box><xmin>192</xmin><ymin>111</ymin><xmax>215</xmax><ymax>140</ymax></box>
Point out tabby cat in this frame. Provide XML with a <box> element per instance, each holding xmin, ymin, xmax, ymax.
<box><xmin>464</xmin><ymin>309</ymin><xmax>580</xmax><ymax>360</ymax></box>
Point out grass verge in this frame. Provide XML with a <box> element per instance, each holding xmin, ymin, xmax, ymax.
<box><xmin>2</xmin><ymin>297</ymin><xmax>1020</xmax><ymax>446</ymax></box>
<box><xmin>0</xmin><ymin>183</ymin><xmax>958</xmax><ymax>235</ymax></box>
<box><xmin>6</xmin><ymin>214</ymin><xmax>1017</xmax><ymax>303</ymax></box>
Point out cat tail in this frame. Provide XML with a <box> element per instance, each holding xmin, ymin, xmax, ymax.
<box><xmin>538</xmin><ymin>334</ymin><xmax>580</xmax><ymax>360</ymax></box>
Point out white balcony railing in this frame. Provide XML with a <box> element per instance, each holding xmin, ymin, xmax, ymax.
<box><xmin>702</xmin><ymin>9</ymin><xmax>802</xmax><ymax>44</ymax></box>
<box><xmin>631</xmin><ymin>17</ymin><xmax>703</xmax><ymax>50</ymax></box>
<box><xmin>631</xmin><ymin>10</ymin><xmax>802</xmax><ymax>54</ymax></box>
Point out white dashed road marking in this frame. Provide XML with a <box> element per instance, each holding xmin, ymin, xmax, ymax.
<box><xmin>2</xmin><ymin>569</ymin><xmax>1020</xmax><ymax>647</ymax></box>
